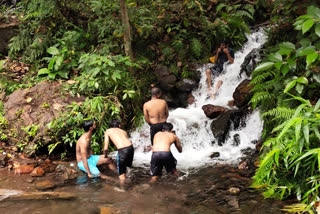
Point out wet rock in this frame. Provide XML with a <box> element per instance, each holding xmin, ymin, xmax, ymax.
<box><xmin>1</xmin><ymin>190</ymin><xmax>76</xmax><ymax>201</ymax></box>
<box><xmin>14</xmin><ymin>165</ymin><xmax>34</xmax><ymax>175</ymax></box>
<box><xmin>228</xmin><ymin>187</ymin><xmax>240</xmax><ymax>195</ymax></box>
<box><xmin>100</xmin><ymin>206</ymin><xmax>120</xmax><ymax>214</ymax></box>
<box><xmin>160</xmin><ymin>74</ymin><xmax>177</xmax><ymax>91</ymax></box>
<box><xmin>132</xmin><ymin>183</ymin><xmax>151</xmax><ymax>194</ymax></box>
<box><xmin>233</xmin><ymin>79</ymin><xmax>253</xmax><ymax>108</ymax></box>
<box><xmin>239</xmin><ymin>48</ymin><xmax>258</xmax><ymax>78</ymax></box>
<box><xmin>210</xmin><ymin>109</ymin><xmax>247</xmax><ymax>145</ymax></box>
<box><xmin>238</xmin><ymin>160</ymin><xmax>249</xmax><ymax>170</ymax></box>
<box><xmin>202</xmin><ymin>105</ymin><xmax>227</xmax><ymax>119</ymax></box>
<box><xmin>227</xmin><ymin>196</ymin><xmax>240</xmax><ymax>209</ymax></box>
<box><xmin>210</xmin><ymin>111</ymin><xmax>232</xmax><ymax>145</ymax></box>
<box><xmin>187</xmin><ymin>94</ymin><xmax>195</xmax><ymax>105</ymax></box>
<box><xmin>0</xmin><ymin>154</ymin><xmax>10</xmax><ymax>167</ymax></box>
<box><xmin>4</xmin><ymin>81</ymin><xmax>85</xmax><ymax>156</ymax></box>
<box><xmin>0</xmin><ymin>21</ymin><xmax>19</xmax><ymax>55</ymax></box>
<box><xmin>254</xmin><ymin>161</ymin><xmax>260</xmax><ymax>168</ymax></box>
<box><xmin>241</xmin><ymin>148</ymin><xmax>255</xmax><ymax>156</ymax></box>
<box><xmin>35</xmin><ymin>180</ymin><xmax>56</xmax><ymax>190</ymax></box>
<box><xmin>30</xmin><ymin>167</ymin><xmax>45</xmax><ymax>177</ymax></box>
<box><xmin>176</xmin><ymin>78</ymin><xmax>198</xmax><ymax>92</ymax></box>
<box><xmin>251</xmin><ymin>140</ymin><xmax>258</xmax><ymax>144</ymax></box>
<box><xmin>232</xmin><ymin>134</ymin><xmax>240</xmax><ymax>146</ymax></box>
<box><xmin>39</xmin><ymin>163</ymin><xmax>57</xmax><ymax>173</ymax></box>
<box><xmin>56</xmin><ymin>162</ymin><xmax>80</xmax><ymax>180</ymax></box>
<box><xmin>210</xmin><ymin>152</ymin><xmax>220</xmax><ymax>159</ymax></box>
<box><xmin>177</xmin><ymin>92</ymin><xmax>190</xmax><ymax>108</ymax></box>
<box><xmin>25</xmin><ymin>178</ymin><xmax>34</xmax><ymax>183</ymax></box>
<box><xmin>227</xmin><ymin>100</ymin><xmax>235</xmax><ymax>107</ymax></box>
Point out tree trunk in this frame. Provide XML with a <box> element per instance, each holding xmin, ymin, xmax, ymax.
<box><xmin>120</xmin><ymin>0</ymin><xmax>133</xmax><ymax>60</ymax></box>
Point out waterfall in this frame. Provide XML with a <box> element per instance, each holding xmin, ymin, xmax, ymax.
<box><xmin>130</xmin><ymin>29</ymin><xmax>267</xmax><ymax>170</ymax></box>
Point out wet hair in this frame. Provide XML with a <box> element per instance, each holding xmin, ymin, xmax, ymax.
<box><xmin>110</xmin><ymin>119</ymin><xmax>121</xmax><ymax>128</ymax></box>
<box><xmin>151</xmin><ymin>87</ymin><xmax>161</xmax><ymax>97</ymax></box>
<box><xmin>162</xmin><ymin>123</ymin><xmax>173</xmax><ymax>132</ymax></box>
<box><xmin>83</xmin><ymin>119</ymin><xmax>94</xmax><ymax>132</ymax></box>
<box><xmin>220</xmin><ymin>40</ymin><xmax>227</xmax><ymax>46</ymax></box>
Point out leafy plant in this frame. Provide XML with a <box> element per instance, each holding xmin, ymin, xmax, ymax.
<box><xmin>252</xmin><ymin>6</ymin><xmax>320</xmax><ymax>205</ymax></box>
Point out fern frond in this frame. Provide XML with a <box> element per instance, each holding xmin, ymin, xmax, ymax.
<box><xmin>250</xmin><ymin>71</ymin><xmax>274</xmax><ymax>85</ymax></box>
<box><xmin>190</xmin><ymin>38</ymin><xmax>202</xmax><ymax>59</ymax></box>
<box><xmin>250</xmin><ymin>91</ymin><xmax>273</xmax><ymax>109</ymax></box>
<box><xmin>234</xmin><ymin>10</ymin><xmax>254</xmax><ymax>21</ymax></box>
<box><xmin>216</xmin><ymin>3</ymin><xmax>227</xmax><ymax>14</ymax></box>
<box><xmin>263</xmin><ymin>107</ymin><xmax>295</xmax><ymax>120</ymax></box>
<box><xmin>242</xmin><ymin>4</ymin><xmax>255</xmax><ymax>16</ymax></box>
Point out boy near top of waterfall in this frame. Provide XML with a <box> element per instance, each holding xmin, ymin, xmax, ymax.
<box><xmin>76</xmin><ymin>119</ymin><xmax>117</xmax><ymax>180</ymax></box>
<box><xmin>104</xmin><ymin>119</ymin><xmax>134</xmax><ymax>187</ymax></box>
<box><xmin>150</xmin><ymin>123</ymin><xmax>182</xmax><ymax>183</ymax></box>
<box><xmin>206</xmin><ymin>41</ymin><xmax>234</xmax><ymax>99</ymax></box>
<box><xmin>143</xmin><ymin>87</ymin><xmax>169</xmax><ymax>145</ymax></box>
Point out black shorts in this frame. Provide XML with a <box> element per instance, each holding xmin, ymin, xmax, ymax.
<box><xmin>117</xmin><ymin>145</ymin><xmax>134</xmax><ymax>175</ymax></box>
<box><xmin>150</xmin><ymin>151</ymin><xmax>177</xmax><ymax>176</ymax></box>
<box><xmin>150</xmin><ymin>122</ymin><xmax>167</xmax><ymax>145</ymax></box>
<box><xmin>209</xmin><ymin>64</ymin><xmax>224</xmax><ymax>76</ymax></box>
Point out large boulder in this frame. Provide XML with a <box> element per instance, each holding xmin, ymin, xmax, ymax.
<box><xmin>233</xmin><ymin>79</ymin><xmax>253</xmax><ymax>108</ymax></box>
<box><xmin>0</xmin><ymin>19</ymin><xmax>19</xmax><ymax>55</ymax></box>
<box><xmin>210</xmin><ymin>110</ymin><xmax>247</xmax><ymax>145</ymax></box>
<box><xmin>4</xmin><ymin>81</ymin><xmax>85</xmax><ymax>156</ymax></box>
<box><xmin>176</xmin><ymin>78</ymin><xmax>198</xmax><ymax>92</ymax></box>
<box><xmin>202</xmin><ymin>105</ymin><xmax>227</xmax><ymax>119</ymax></box>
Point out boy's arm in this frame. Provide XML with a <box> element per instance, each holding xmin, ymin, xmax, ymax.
<box><xmin>143</xmin><ymin>104</ymin><xmax>151</xmax><ymax>125</ymax></box>
<box><xmin>164</xmin><ymin>102</ymin><xmax>169</xmax><ymax>119</ymax></box>
<box><xmin>215</xmin><ymin>48</ymin><xmax>221</xmax><ymax>62</ymax></box>
<box><xmin>104</xmin><ymin>131</ymin><xmax>110</xmax><ymax>157</ymax></box>
<box><xmin>174</xmin><ymin>135</ymin><xmax>182</xmax><ymax>153</ymax></box>
<box><xmin>224</xmin><ymin>48</ymin><xmax>234</xmax><ymax>64</ymax></box>
<box><xmin>80</xmin><ymin>143</ymin><xmax>93</xmax><ymax>178</ymax></box>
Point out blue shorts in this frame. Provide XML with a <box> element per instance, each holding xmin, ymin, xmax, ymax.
<box><xmin>77</xmin><ymin>155</ymin><xmax>101</xmax><ymax>176</ymax></box>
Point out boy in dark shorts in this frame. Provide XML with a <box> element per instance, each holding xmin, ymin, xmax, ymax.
<box><xmin>104</xmin><ymin>119</ymin><xmax>134</xmax><ymax>186</ymax></box>
<box><xmin>205</xmin><ymin>41</ymin><xmax>234</xmax><ymax>98</ymax></box>
<box><xmin>143</xmin><ymin>87</ymin><xmax>169</xmax><ymax>145</ymax></box>
<box><xmin>150</xmin><ymin>123</ymin><xmax>182</xmax><ymax>182</ymax></box>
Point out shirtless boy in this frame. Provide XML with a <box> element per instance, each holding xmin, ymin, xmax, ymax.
<box><xmin>76</xmin><ymin>120</ymin><xmax>116</xmax><ymax>179</ymax></box>
<box><xmin>104</xmin><ymin>119</ymin><xmax>134</xmax><ymax>186</ymax></box>
<box><xmin>150</xmin><ymin>123</ymin><xmax>182</xmax><ymax>182</ymax></box>
<box><xmin>143</xmin><ymin>87</ymin><xmax>169</xmax><ymax>145</ymax></box>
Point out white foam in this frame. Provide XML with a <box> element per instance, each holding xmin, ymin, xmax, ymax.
<box><xmin>129</xmin><ymin>29</ymin><xmax>267</xmax><ymax>170</ymax></box>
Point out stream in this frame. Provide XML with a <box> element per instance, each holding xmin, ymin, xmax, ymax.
<box><xmin>0</xmin><ymin>29</ymin><xmax>289</xmax><ymax>214</ymax></box>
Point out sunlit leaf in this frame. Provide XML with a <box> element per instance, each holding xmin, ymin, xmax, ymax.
<box><xmin>254</xmin><ymin>62</ymin><xmax>274</xmax><ymax>72</ymax></box>
<box><xmin>302</xmin><ymin>19</ymin><xmax>314</xmax><ymax>34</ymax></box>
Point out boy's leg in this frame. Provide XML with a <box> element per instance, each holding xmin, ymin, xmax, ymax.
<box><xmin>96</xmin><ymin>155</ymin><xmax>117</xmax><ymax>173</ymax></box>
<box><xmin>150</xmin><ymin>176</ymin><xmax>158</xmax><ymax>183</ymax></box>
<box><xmin>206</xmin><ymin>68</ymin><xmax>213</xmax><ymax>90</ymax></box>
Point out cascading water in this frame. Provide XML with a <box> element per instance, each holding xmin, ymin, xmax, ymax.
<box><xmin>130</xmin><ymin>29</ymin><xmax>267</xmax><ymax>171</ymax></box>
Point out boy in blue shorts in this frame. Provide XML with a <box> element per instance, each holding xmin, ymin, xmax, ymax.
<box><xmin>76</xmin><ymin>120</ymin><xmax>117</xmax><ymax>180</ymax></box>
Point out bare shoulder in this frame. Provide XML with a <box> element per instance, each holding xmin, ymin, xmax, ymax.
<box><xmin>144</xmin><ymin>100</ymin><xmax>151</xmax><ymax>106</ymax></box>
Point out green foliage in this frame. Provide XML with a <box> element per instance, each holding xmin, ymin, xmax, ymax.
<box><xmin>252</xmin><ymin>6</ymin><xmax>320</xmax><ymax>205</ymax></box>
<box><xmin>38</xmin><ymin>30</ymin><xmax>88</xmax><ymax>79</ymax></box>
<box><xmin>190</xmin><ymin>38</ymin><xmax>202</xmax><ymax>59</ymax></box>
<box><xmin>47</xmin><ymin>96</ymin><xmax>121</xmax><ymax>155</ymax></box>
<box><xmin>74</xmin><ymin>53</ymin><xmax>139</xmax><ymax>96</ymax></box>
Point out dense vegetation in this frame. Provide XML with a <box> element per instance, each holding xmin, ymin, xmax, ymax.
<box><xmin>0</xmin><ymin>0</ymin><xmax>256</xmax><ymax>156</ymax></box>
<box><xmin>250</xmin><ymin>3</ymin><xmax>320</xmax><ymax>209</ymax></box>
<box><xmin>1</xmin><ymin>0</ymin><xmax>320</xmax><ymax>209</ymax></box>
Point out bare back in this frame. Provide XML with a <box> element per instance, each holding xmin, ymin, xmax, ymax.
<box><xmin>152</xmin><ymin>131</ymin><xmax>182</xmax><ymax>153</ymax></box>
<box><xmin>76</xmin><ymin>133</ymin><xmax>91</xmax><ymax>162</ymax></box>
<box><xmin>143</xmin><ymin>99</ymin><xmax>168</xmax><ymax>125</ymax></box>
<box><xmin>105</xmin><ymin>128</ymin><xmax>132</xmax><ymax>150</ymax></box>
